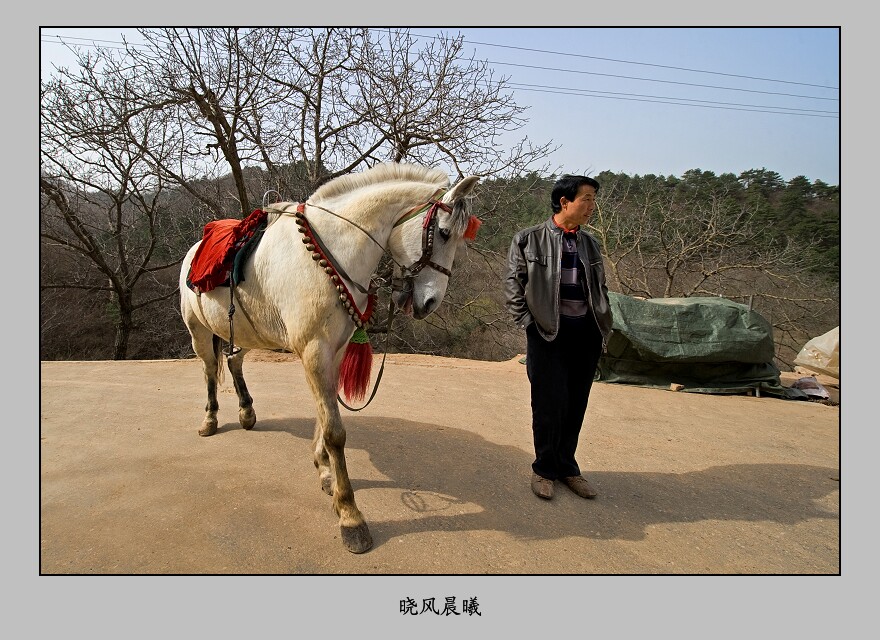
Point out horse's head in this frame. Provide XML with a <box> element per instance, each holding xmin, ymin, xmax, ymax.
<box><xmin>389</xmin><ymin>175</ymin><xmax>480</xmax><ymax>319</ymax></box>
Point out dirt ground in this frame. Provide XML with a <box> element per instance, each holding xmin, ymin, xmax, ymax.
<box><xmin>40</xmin><ymin>350</ymin><xmax>839</xmax><ymax>575</ymax></box>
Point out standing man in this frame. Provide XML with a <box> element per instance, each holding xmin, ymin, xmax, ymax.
<box><xmin>505</xmin><ymin>175</ymin><xmax>613</xmax><ymax>500</ymax></box>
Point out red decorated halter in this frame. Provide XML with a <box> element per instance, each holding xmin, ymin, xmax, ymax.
<box><xmin>395</xmin><ymin>198</ymin><xmax>454</xmax><ymax>280</ymax></box>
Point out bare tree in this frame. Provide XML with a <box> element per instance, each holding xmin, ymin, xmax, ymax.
<box><xmin>351</xmin><ymin>30</ymin><xmax>553</xmax><ymax>178</ymax></box>
<box><xmin>40</xmin><ymin>51</ymin><xmax>183</xmax><ymax>360</ymax></box>
<box><xmin>262</xmin><ymin>28</ymin><xmax>381</xmax><ymax>192</ymax></box>
<box><xmin>123</xmin><ymin>28</ymin><xmax>555</xmax><ymax>198</ymax></box>
<box><xmin>40</xmin><ymin>27</ymin><xmax>559</xmax><ymax>361</ymax></box>
<box><xmin>119</xmin><ymin>28</ymin><xmax>300</xmax><ymax>217</ymax></box>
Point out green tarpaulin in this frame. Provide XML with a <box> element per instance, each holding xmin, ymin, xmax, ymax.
<box><xmin>596</xmin><ymin>293</ymin><xmax>806</xmax><ymax>399</ymax></box>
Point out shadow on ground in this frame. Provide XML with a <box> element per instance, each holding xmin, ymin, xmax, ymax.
<box><xmin>247</xmin><ymin>415</ymin><xmax>839</xmax><ymax>550</ymax></box>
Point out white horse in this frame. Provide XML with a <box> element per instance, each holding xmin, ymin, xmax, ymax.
<box><xmin>179</xmin><ymin>163</ymin><xmax>480</xmax><ymax>553</ymax></box>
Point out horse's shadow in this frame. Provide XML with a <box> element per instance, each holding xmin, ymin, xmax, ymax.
<box><xmin>236</xmin><ymin>415</ymin><xmax>839</xmax><ymax>549</ymax></box>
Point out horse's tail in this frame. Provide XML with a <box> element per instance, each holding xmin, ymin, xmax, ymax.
<box><xmin>213</xmin><ymin>334</ymin><xmax>225</xmax><ymax>385</ymax></box>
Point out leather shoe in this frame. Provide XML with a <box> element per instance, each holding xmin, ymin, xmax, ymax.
<box><xmin>563</xmin><ymin>475</ymin><xmax>597</xmax><ymax>499</ymax></box>
<box><xmin>531</xmin><ymin>473</ymin><xmax>554</xmax><ymax>500</ymax></box>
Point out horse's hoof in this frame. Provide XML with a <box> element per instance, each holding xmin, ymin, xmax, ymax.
<box><xmin>198</xmin><ymin>420</ymin><xmax>218</xmax><ymax>437</ymax></box>
<box><xmin>321</xmin><ymin>476</ymin><xmax>333</xmax><ymax>496</ymax></box>
<box><xmin>341</xmin><ymin>523</ymin><xmax>373</xmax><ymax>554</ymax></box>
<box><xmin>239</xmin><ymin>407</ymin><xmax>256</xmax><ymax>430</ymax></box>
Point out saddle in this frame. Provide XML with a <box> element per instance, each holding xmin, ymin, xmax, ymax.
<box><xmin>186</xmin><ymin>208</ymin><xmax>269</xmax><ymax>294</ymax></box>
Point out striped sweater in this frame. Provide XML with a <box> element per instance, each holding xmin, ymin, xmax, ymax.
<box><xmin>559</xmin><ymin>231</ymin><xmax>588</xmax><ymax>319</ymax></box>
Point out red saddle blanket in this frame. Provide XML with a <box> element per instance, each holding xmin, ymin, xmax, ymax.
<box><xmin>187</xmin><ymin>208</ymin><xmax>268</xmax><ymax>293</ymax></box>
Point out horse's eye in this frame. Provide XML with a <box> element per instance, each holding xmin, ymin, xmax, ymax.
<box><xmin>439</xmin><ymin>228</ymin><xmax>451</xmax><ymax>242</ymax></box>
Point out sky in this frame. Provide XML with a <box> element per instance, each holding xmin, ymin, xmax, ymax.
<box><xmin>40</xmin><ymin>26</ymin><xmax>840</xmax><ymax>185</ymax></box>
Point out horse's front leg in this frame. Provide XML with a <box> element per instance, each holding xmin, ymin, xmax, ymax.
<box><xmin>302</xmin><ymin>341</ymin><xmax>372</xmax><ymax>553</ymax></box>
<box><xmin>313</xmin><ymin>421</ymin><xmax>333</xmax><ymax>495</ymax></box>
<box><xmin>227</xmin><ymin>348</ymin><xmax>256</xmax><ymax>430</ymax></box>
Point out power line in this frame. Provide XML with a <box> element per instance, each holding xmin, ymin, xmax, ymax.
<box><xmin>45</xmin><ymin>30</ymin><xmax>840</xmax><ymax>97</ymax></box>
<box><xmin>42</xmin><ymin>35</ymin><xmax>132</xmax><ymax>46</ymax></box>
<box><xmin>491</xmin><ymin>60</ymin><xmax>838</xmax><ymax>102</ymax></box>
<box><xmin>508</xmin><ymin>82</ymin><xmax>839</xmax><ymax>116</ymax></box>
<box><xmin>42</xmin><ymin>31</ymin><xmax>839</xmax><ymax>109</ymax></box>
<box><xmin>41</xmin><ymin>37</ymin><xmax>133</xmax><ymax>53</ymax></box>
<box><xmin>511</xmin><ymin>84</ymin><xmax>838</xmax><ymax>118</ymax></box>
<box><xmin>373</xmin><ymin>29</ymin><xmax>839</xmax><ymax>102</ymax></box>
<box><xmin>433</xmin><ymin>33</ymin><xmax>839</xmax><ymax>91</ymax></box>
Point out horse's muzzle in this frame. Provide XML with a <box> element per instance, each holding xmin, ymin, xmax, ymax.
<box><xmin>392</xmin><ymin>288</ymin><xmax>414</xmax><ymax>316</ymax></box>
<box><xmin>413</xmin><ymin>296</ymin><xmax>437</xmax><ymax>319</ymax></box>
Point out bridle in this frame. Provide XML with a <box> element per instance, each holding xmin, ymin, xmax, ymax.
<box><xmin>389</xmin><ymin>197</ymin><xmax>454</xmax><ymax>298</ymax></box>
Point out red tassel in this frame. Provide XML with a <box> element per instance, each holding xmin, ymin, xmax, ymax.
<box><xmin>463</xmin><ymin>215</ymin><xmax>482</xmax><ymax>241</ymax></box>
<box><xmin>338</xmin><ymin>331</ymin><xmax>373</xmax><ymax>402</ymax></box>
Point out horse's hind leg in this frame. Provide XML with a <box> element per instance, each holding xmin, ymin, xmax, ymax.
<box><xmin>302</xmin><ymin>341</ymin><xmax>372</xmax><ymax>553</ymax></box>
<box><xmin>227</xmin><ymin>348</ymin><xmax>256</xmax><ymax>430</ymax></box>
<box><xmin>191</xmin><ymin>331</ymin><xmax>223</xmax><ymax>437</ymax></box>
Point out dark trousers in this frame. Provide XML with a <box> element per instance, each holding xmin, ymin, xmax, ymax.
<box><xmin>526</xmin><ymin>315</ymin><xmax>603</xmax><ymax>480</ymax></box>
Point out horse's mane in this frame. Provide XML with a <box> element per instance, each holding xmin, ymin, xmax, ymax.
<box><xmin>310</xmin><ymin>163</ymin><xmax>449</xmax><ymax>202</ymax></box>
<box><xmin>263</xmin><ymin>163</ymin><xmax>472</xmax><ymax>235</ymax></box>
<box><xmin>262</xmin><ymin>202</ymin><xmax>298</xmax><ymax>228</ymax></box>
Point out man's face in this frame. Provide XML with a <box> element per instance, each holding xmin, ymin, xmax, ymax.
<box><xmin>562</xmin><ymin>184</ymin><xmax>597</xmax><ymax>226</ymax></box>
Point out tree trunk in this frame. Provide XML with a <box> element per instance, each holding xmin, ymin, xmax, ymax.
<box><xmin>113</xmin><ymin>294</ymin><xmax>135</xmax><ymax>360</ymax></box>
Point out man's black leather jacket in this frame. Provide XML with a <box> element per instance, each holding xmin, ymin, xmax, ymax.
<box><xmin>505</xmin><ymin>217</ymin><xmax>613</xmax><ymax>348</ymax></box>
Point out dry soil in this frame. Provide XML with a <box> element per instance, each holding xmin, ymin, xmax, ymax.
<box><xmin>40</xmin><ymin>350</ymin><xmax>839</xmax><ymax>574</ymax></box>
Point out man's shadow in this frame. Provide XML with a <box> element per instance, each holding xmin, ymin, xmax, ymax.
<box><xmin>240</xmin><ymin>415</ymin><xmax>839</xmax><ymax>549</ymax></box>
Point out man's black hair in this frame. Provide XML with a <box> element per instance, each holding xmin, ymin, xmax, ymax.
<box><xmin>551</xmin><ymin>175</ymin><xmax>600</xmax><ymax>213</ymax></box>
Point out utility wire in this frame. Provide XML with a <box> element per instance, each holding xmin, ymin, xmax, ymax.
<box><xmin>512</xmin><ymin>85</ymin><xmax>838</xmax><ymax>118</ymax></box>
<box><xmin>414</xmin><ymin>31</ymin><xmax>839</xmax><ymax>91</ymax></box>
<box><xmin>41</xmin><ymin>35</ymin><xmax>141</xmax><ymax>52</ymax></box>
<box><xmin>43</xmin><ymin>31</ymin><xmax>840</xmax><ymax>112</ymax></box>
<box><xmin>509</xmin><ymin>82</ymin><xmax>840</xmax><ymax>115</ymax></box>
<box><xmin>375</xmin><ymin>29</ymin><xmax>839</xmax><ymax>102</ymax></box>
<box><xmin>46</xmin><ymin>30</ymin><xmax>839</xmax><ymax>99</ymax></box>
<box><xmin>491</xmin><ymin>60</ymin><xmax>838</xmax><ymax>101</ymax></box>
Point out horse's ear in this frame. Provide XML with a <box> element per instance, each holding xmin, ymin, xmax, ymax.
<box><xmin>445</xmin><ymin>175</ymin><xmax>480</xmax><ymax>202</ymax></box>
